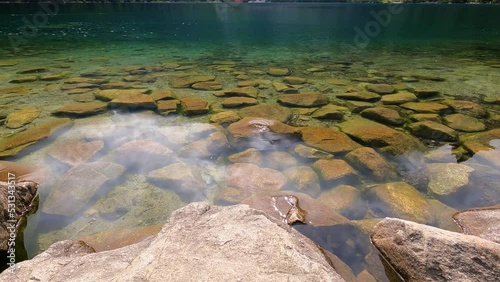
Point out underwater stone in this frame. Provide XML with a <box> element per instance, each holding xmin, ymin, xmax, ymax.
<box><xmin>338</xmin><ymin>116</ymin><xmax>425</xmax><ymax>155</ymax></box>
<box><xmin>283</xmin><ymin>76</ymin><xmax>307</xmax><ymax>85</ymax></box>
<box><xmin>226</xmin><ymin>163</ymin><xmax>286</xmax><ymax>193</ymax></box>
<box><xmin>0</xmin><ymin>118</ymin><xmax>73</xmax><ymax>158</ymax></box>
<box><xmin>42</xmin><ymin>162</ymin><xmax>125</xmax><ymax>216</ymax></box>
<box><xmin>169</xmin><ymin>75</ymin><xmax>215</xmax><ymax>88</ymax></box>
<box><xmin>95</xmin><ymin>89</ymin><xmax>150</xmax><ymax>101</ymax></box>
<box><xmin>409</xmin><ymin>120</ymin><xmax>458</xmax><ymax>141</ymax></box>
<box><xmin>367</xmin><ymin>182</ymin><xmax>431</xmax><ymax>223</ymax></box>
<box><xmin>221</xmin><ymin>97</ymin><xmax>258</xmax><ymax>108</ymax></box>
<box><xmin>147</xmin><ymin>162</ymin><xmax>207</xmax><ymax>198</ymax></box>
<box><xmin>65</xmin><ymin>77</ymin><xmax>109</xmax><ymax>84</ymax></box>
<box><xmin>283</xmin><ymin>166</ymin><xmax>321</xmax><ymax>197</ymax></box>
<box><xmin>444</xmin><ymin>113</ymin><xmax>486</xmax><ymax>132</ymax></box>
<box><xmin>228</xmin><ymin>148</ymin><xmax>262</xmax><ymax>165</ymax></box>
<box><xmin>10</xmin><ymin>76</ymin><xmax>38</xmax><ymax>83</ymax></box>
<box><xmin>336</xmin><ymin>91</ymin><xmax>381</xmax><ymax>102</ymax></box>
<box><xmin>442</xmin><ymin>100</ymin><xmax>487</xmax><ymax>118</ymax></box>
<box><xmin>180</xmin><ymin>97</ymin><xmax>209</xmax><ymax>115</ymax></box>
<box><xmin>239</xmin><ymin>104</ymin><xmax>292</xmax><ymax>123</ymax></box>
<box><xmin>53</xmin><ymin>102</ymin><xmax>108</xmax><ymax>117</ymax></box>
<box><xmin>292</xmin><ymin>144</ymin><xmax>334</xmax><ymax>160</ymax></box>
<box><xmin>150</xmin><ymin>91</ymin><xmax>175</xmax><ymax>101</ymax></box>
<box><xmin>267</xmin><ymin>67</ymin><xmax>290</xmax><ymax>76</ymax></box>
<box><xmin>412</xmin><ymin>89</ymin><xmax>440</xmax><ymax>99</ymax></box>
<box><xmin>360</xmin><ymin>106</ymin><xmax>404</xmax><ymax>126</ymax></box>
<box><xmin>5</xmin><ymin>107</ymin><xmax>41</xmax><ymax>128</ymax></box>
<box><xmin>217</xmin><ymin>86</ymin><xmax>258</xmax><ymax>98</ymax></box>
<box><xmin>400</xmin><ymin>102</ymin><xmax>451</xmax><ymax>114</ymax></box>
<box><xmin>47</xmin><ymin>140</ymin><xmax>104</xmax><ymax>167</ymax></box>
<box><xmin>317</xmin><ymin>185</ymin><xmax>365</xmax><ymax>218</ymax></box>
<box><xmin>380</xmin><ymin>91</ymin><xmax>418</xmax><ymax>105</ymax></box>
<box><xmin>300</xmin><ymin>127</ymin><xmax>360</xmax><ymax>155</ymax></box>
<box><xmin>427</xmin><ymin>163</ymin><xmax>475</xmax><ymax>197</ymax></box>
<box><xmin>265</xmin><ymin>151</ymin><xmax>298</xmax><ymax>170</ymax></box>
<box><xmin>191</xmin><ymin>81</ymin><xmax>223</xmax><ymax>91</ymax></box>
<box><xmin>345</xmin><ymin>147</ymin><xmax>398</xmax><ymax>182</ymax></box>
<box><xmin>311</xmin><ymin>104</ymin><xmax>349</xmax><ymax>120</ymax></box>
<box><xmin>312</xmin><ymin>159</ymin><xmax>359</xmax><ymax>185</ymax></box>
<box><xmin>209</xmin><ymin>111</ymin><xmax>240</xmax><ymax>124</ymax></box>
<box><xmin>115</xmin><ymin>139</ymin><xmax>175</xmax><ymax>172</ymax></box>
<box><xmin>278</xmin><ymin>93</ymin><xmax>329</xmax><ymax>107</ymax></box>
<box><xmin>365</xmin><ymin>84</ymin><xmax>395</xmax><ymax>94</ymax></box>
<box><xmin>108</xmin><ymin>93</ymin><xmax>157</xmax><ymax>110</ymax></box>
<box><xmin>157</xmin><ymin>100</ymin><xmax>179</xmax><ymax>115</ymax></box>
<box><xmin>16</xmin><ymin>66</ymin><xmax>48</xmax><ymax>74</ymax></box>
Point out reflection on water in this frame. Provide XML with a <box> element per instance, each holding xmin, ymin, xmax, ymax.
<box><xmin>6</xmin><ymin>112</ymin><xmax>496</xmax><ymax>279</ymax></box>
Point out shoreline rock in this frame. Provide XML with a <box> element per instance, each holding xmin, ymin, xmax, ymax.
<box><xmin>0</xmin><ymin>202</ymin><xmax>349</xmax><ymax>281</ymax></box>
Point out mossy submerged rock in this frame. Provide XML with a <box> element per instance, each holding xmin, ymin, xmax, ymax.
<box><xmin>0</xmin><ymin>202</ymin><xmax>349</xmax><ymax>281</ymax></box>
<box><xmin>278</xmin><ymin>93</ymin><xmax>329</xmax><ymax>108</ymax></box>
<box><xmin>226</xmin><ymin>163</ymin><xmax>287</xmax><ymax>193</ymax></box>
<box><xmin>345</xmin><ymin>147</ymin><xmax>398</xmax><ymax>182</ymax></box>
<box><xmin>408</xmin><ymin>120</ymin><xmax>458</xmax><ymax>141</ymax></box>
<box><xmin>209</xmin><ymin>111</ymin><xmax>240</xmax><ymax>124</ymax></box>
<box><xmin>53</xmin><ymin>102</ymin><xmax>108</xmax><ymax>117</ymax></box>
<box><xmin>366</xmin><ymin>182</ymin><xmax>430</xmax><ymax>223</ymax></box>
<box><xmin>338</xmin><ymin>116</ymin><xmax>424</xmax><ymax>155</ymax></box>
<box><xmin>360</xmin><ymin>107</ymin><xmax>404</xmax><ymax>126</ymax></box>
<box><xmin>5</xmin><ymin>107</ymin><xmax>41</xmax><ymax>128</ymax></box>
<box><xmin>444</xmin><ymin>113</ymin><xmax>486</xmax><ymax>132</ymax></box>
<box><xmin>0</xmin><ymin>118</ymin><xmax>73</xmax><ymax>158</ymax></box>
<box><xmin>336</xmin><ymin>91</ymin><xmax>381</xmax><ymax>102</ymax></box>
<box><xmin>312</xmin><ymin>159</ymin><xmax>359</xmax><ymax>185</ymax></box>
<box><xmin>300</xmin><ymin>127</ymin><xmax>360</xmax><ymax>155</ymax></box>
<box><xmin>380</xmin><ymin>91</ymin><xmax>418</xmax><ymax>105</ymax></box>
<box><xmin>179</xmin><ymin>97</ymin><xmax>209</xmax><ymax>116</ymax></box>
<box><xmin>239</xmin><ymin>104</ymin><xmax>292</xmax><ymax>123</ymax></box>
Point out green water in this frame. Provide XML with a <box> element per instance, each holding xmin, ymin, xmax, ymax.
<box><xmin>1</xmin><ymin>3</ymin><xmax>500</xmax><ymax>280</ymax></box>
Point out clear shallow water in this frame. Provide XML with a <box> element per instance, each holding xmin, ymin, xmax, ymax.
<box><xmin>0</xmin><ymin>3</ymin><xmax>500</xmax><ymax>280</ymax></box>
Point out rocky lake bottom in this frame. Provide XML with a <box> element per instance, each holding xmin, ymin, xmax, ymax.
<box><xmin>0</xmin><ymin>14</ymin><xmax>500</xmax><ymax>279</ymax></box>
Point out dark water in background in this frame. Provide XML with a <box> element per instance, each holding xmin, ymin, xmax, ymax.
<box><xmin>0</xmin><ymin>3</ymin><xmax>499</xmax><ymax>280</ymax></box>
<box><xmin>1</xmin><ymin>3</ymin><xmax>500</xmax><ymax>53</ymax></box>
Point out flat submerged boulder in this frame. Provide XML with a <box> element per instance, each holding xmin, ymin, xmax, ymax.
<box><xmin>0</xmin><ymin>202</ymin><xmax>347</xmax><ymax>281</ymax></box>
<box><xmin>42</xmin><ymin>162</ymin><xmax>125</xmax><ymax>216</ymax></box>
<box><xmin>338</xmin><ymin>117</ymin><xmax>424</xmax><ymax>155</ymax></box>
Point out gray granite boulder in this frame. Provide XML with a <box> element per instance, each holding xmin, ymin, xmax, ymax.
<box><xmin>0</xmin><ymin>202</ymin><xmax>348</xmax><ymax>281</ymax></box>
<box><xmin>371</xmin><ymin>218</ymin><xmax>500</xmax><ymax>282</ymax></box>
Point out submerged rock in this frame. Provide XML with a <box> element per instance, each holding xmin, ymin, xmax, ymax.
<box><xmin>345</xmin><ymin>147</ymin><xmax>398</xmax><ymax>182</ymax></box>
<box><xmin>444</xmin><ymin>113</ymin><xmax>486</xmax><ymax>132</ymax></box>
<box><xmin>114</xmin><ymin>139</ymin><xmax>175</xmax><ymax>172</ymax></box>
<box><xmin>400</xmin><ymin>102</ymin><xmax>450</xmax><ymax>114</ymax></box>
<box><xmin>300</xmin><ymin>127</ymin><xmax>360</xmax><ymax>155</ymax></box>
<box><xmin>313</xmin><ymin>159</ymin><xmax>359</xmax><ymax>185</ymax></box>
<box><xmin>278</xmin><ymin>93</ymin><xmax>329</xmax><ymax>107</ymax></box>
<box><xmin>366</xmin><ymin>182</ymin><xmax>430</xmax><ymax>223</ymax></box>
<box><xmin>0</xmin><ymin>202</ymin><xmax>348</xmax><ymax>281</ymax></box>
<box><xmin>409</xmin><ymin>120</ymin><xmax>458</xmax><ymax>141</ymax></box>
<box><xmin>283</xmin><ymin>166</ymin><xmax>321</xmax><ymax>197</ymax></box>
<box><xmin>108</xmin><ymin>93</ymin><xmax>157</xmax><ymax>110</ymax></box>
<box><xmin>47</xmin><ymin>140</ymin><xmax>104</xmax><ymax>167</ymax></box>
<box><xmin>365</xmin><ymin>84</ymin><xmax>395</xmax><ymax>94</ymax></box>
<box><xmin>0</xmin><ymin>118</ymin><xmax>73</xmax><ymax>158</ymax></box>
<box><xmin>228</xmin><ymin>148</ymin><xmax>262</xmax><ymax>165</ymax></box>
<box><xmin>180</xmin><ymin>97</ymin><xmax>209</xmax><ymax>116</ymax></box>
<box><xmin>53</xmin><ymin>102</ymin><xmax>108</xmax><ymax>117</ymax></box>
<box><xmin>360</xmin><ymin>107</ymin><xmax>404</xmax><ymax>126</ymax></box>
<box><xmin>5</xmin><ymin>107</ymin><xmax>41</xmax><ymax>128</ymax></box>
<box><xmin>209</xmin><ymin>111</ymin><xmax>240</xmax><ymax>124</ymax></box>
<box><xmin>380</xmin><ymin>92</ymin><xmax>418</xmax><ymax>105</ymax></box>
<box><xmin>442</xmin><ymin>99</ymin><xmax>487</xmax><ymax>118</ymax></box>
<box><xmin>338</xmin><ymin>117</ymin><xmax>424</xmax><ymax>155</ymax></box>
<box><xmin>426</xmin><ymin>163</ymin><xmax>475</xmax><ymax>197</ymax></box>
<box><xmin>336</xmin><ymin>91</ymin><xmax>381</xmax><ymax>102</ymax></box>
<box><xmin>147</xmin><ymin>162</ymin><xmax>206</xmax><ymax>199</ymax></box>
<box><xmin>239</xmin><ymin>104</ymin><xmax>292</xmax><ymax>123</ymax></box>
<box><xmin>43</xmin><ymin>162</ymin><xmax>125</xmax><ymax>216</ymax></box>
<box><xmin>371</xmin><ymin>218</ymin><xmax>500</xmax><ymax>282</ymax></box>
<box><xmin>227</xmin><ymin>117</ymin><xmax>301</xmax><ymax>150</ymax></box>
<box><xmin>453</xmin><ymin>206</ymin><xmax>500</xmax><ymax>244</ymax></box>
<box><xmin>226</xmin><ymin>163</ymin><xmax>286</xmax><ymax>193</ymax></box>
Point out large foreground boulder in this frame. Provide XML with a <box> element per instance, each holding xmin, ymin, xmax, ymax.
<box><xmin>371</xmin><ymin>218</ymin><xmax>500</xmax><ymax>282</ymax></box>
<box><xmin>1</xmin><ymin>202</ymin><xmax>348</xmax><ymax>281</ymax></box>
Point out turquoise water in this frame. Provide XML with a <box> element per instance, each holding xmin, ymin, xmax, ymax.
<box><xmin>1</xmin><ymin>3</ymin><xmax>500</xmax><ymax>280</ymax></box>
